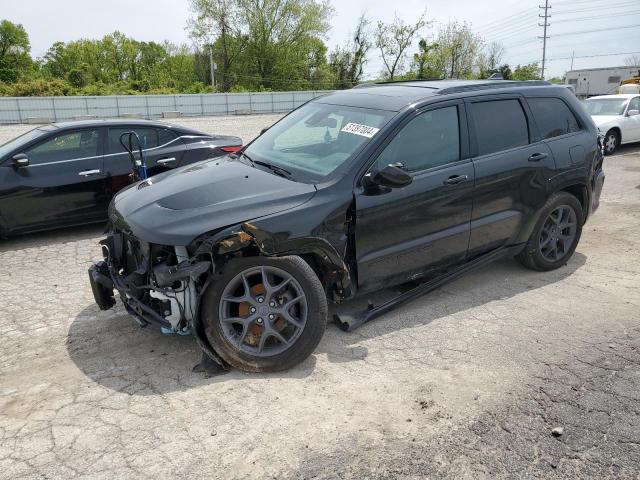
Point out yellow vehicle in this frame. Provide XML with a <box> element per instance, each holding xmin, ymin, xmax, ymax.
<box><xmin>619</xmin><ymin>71</ymin><xmax>640</xmax><ymax>94</ymax></box>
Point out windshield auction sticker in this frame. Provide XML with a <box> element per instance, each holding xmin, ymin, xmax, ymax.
<box><xmin>341</xmin><ymin>122</ymin><xmax>380</xmax><ymax>138</ymax></box>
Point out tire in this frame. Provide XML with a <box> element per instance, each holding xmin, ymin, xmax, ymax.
<box><xmin>603</xmin><ymin>129</ymin><xmax>619</xmax><ymax>155</ymax></box>
<box><xmin>201</xmin><ymin>255</ymin><xmax>327</xmax><ymax>372</ymax></box>
<box><xmin>516</xmin><ymin>192</ymin><xmax>583</xmax><ymax>272</ymax></box>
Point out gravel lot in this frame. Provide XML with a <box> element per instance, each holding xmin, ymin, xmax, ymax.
<box><xmin>1</xmin><ymin>116</ymin><xmax>640</xmax><ymax>479</ymax></box>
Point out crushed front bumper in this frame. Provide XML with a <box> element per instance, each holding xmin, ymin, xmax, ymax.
<box><xmin>88</xmin><ymin>229</ymin><xmax>207</xmax><ymax>332</ymax></box>
<box><xmin>88</xmin><ymin>261</ymin><xmax>115</xmax><ymax>310</ymax></box>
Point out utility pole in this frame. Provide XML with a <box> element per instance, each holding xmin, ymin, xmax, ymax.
<box><xmin>538</xmin><ymin>0</ymin><xmax>551</xmax><ymax>79</ymax></box>
<box><xmin>570</xmin><ymin>50</ymin><xmax>575</xmax><ymax>71</ymax></box>
<box><xmin>209</xmin><ymin>44</ymin><xmax>216</xmax><ymax>90</ymax></box>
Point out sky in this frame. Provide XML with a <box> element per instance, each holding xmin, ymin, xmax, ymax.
<box><xmin>3</xmin><ymin>0</ymin><xmax>639</xmax><ymax>79</ymax></box>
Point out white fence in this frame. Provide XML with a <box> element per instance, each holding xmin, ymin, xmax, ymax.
<box><xmin>0</xmin><ymin>90</ymin><xmax>332</xmax><ymax>124</ymax></box>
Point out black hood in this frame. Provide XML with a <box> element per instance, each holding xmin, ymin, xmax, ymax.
<box><xmin>110</xmin><ymin>157</ymin><xmax>316</xmax><ymax>245</ymax></box>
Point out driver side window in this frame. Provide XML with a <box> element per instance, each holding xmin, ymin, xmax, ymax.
<box><xmin>375</xmin><ymin>106</ymin><xmax>460</xmax><ymax>173</ymax></box>
<box><xmin>25</xmin><ymin>129</ymin><xmax>99</xmax><ymax>165</ymax></box>
<box><xmin>628</xmin><ymin>97</ymin><xmax>640</xmax><ymax>112</ymax></box>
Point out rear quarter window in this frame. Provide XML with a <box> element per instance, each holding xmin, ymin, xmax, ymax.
<box><xmin>528</xmin><ymin>97</ymin><xmax>581</xmax><ymax>139</ymax></box>
<box><xmin>470</xmin><ymin>99</ymin><xmax>530</xmax><ymax>156</ymax></box>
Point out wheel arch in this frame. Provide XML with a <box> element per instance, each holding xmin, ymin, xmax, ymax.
<box><xmin>560</xmin><ymin>183</ymin><xmax>589</xmax><ymax>222</ymax></box>
<box><xmin>192</xmin><ymin>222</ymin><xmax>355</xmax><ymax>302</ymax></box>
<box><xmin>605</xmin><ymin>125</ymin><xmax>622</xmax><ymax>143</ymax></box>
<box><xmin>514</xmin><ymin>181</ymin><xmax>589</xmax><ymax>245</ymax></box>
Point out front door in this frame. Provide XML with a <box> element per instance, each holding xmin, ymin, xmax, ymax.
<box><xmin>624</xmin><ymin>96</ymin><xmax>640</xmax><ymax>142</ymax></box>
<box><xmin>0</xmin><ymin>128</ymin><xmax>105</xmax><ymax>233</ymax></box>
<box><xmin>354</xmin><ymin>102</ymin><xmax>474</xmax><ymax>293</ymax></box>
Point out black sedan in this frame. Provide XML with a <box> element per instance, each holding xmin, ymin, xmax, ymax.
<box><xmin>0</xmin><ymin>119</ymin><xmax>242</xmax><ymax>236</ymax></box>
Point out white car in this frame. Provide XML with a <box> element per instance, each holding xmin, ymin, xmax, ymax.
<box><xmin>584</xmin><ymin>94</ymin><xmax>640</xmax><ymax>154</ymax></box>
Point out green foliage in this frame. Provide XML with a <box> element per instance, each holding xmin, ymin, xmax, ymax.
<box><xmin>0</xmin><ymin>10</ymin><xmax>545</xmax><ymax>97</ymax></box>
<box><xmin>189</xmin><ymin>0</ymin><xmax>334</xmax><ymax>91</ymax></box>
<box><xmin>0</xmin><ymin>20</ymin><xmax>32</xmax><ymax>84</ymax></box>
<box><xmin>375</xmin><ymin>14</ymin><xmax>427</xmax><ymax>80</ymax></box>
<box><xmin>512</xmin><ymin>63</ymin><xmax>541</xmax><ymax>81</ymax></box>
<box><xmin>547</xmin><ymin>75</ymin><xmax>565</xmax><ymax>84</ymax></box>
<box><xmin>329</xmin><ymin>15</ymin><xmax>371</xmax><ymax>89</ymax></box>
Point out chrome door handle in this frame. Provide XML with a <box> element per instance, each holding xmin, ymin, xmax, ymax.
<box><xmin>444</xmin><ymin>174</ymin><xmax>469</xmax><ymax>185</ymax></box>
<box><xmin>528</xmin><ymin>152</ymin><xmax>548</xmax><ymax>162</ymax></box>
<box><xmin>78</xmin><ymin>169</ymin><xmax>101</xmax><ymax>177</ymax></box>
<box><xmin>157</xmin><ymin>157</ymin><xmax>177</xmax><ymax>165</ymax></box>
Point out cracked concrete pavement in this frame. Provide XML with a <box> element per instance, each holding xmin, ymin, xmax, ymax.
<box><xmin>1</xmin><ymin>117</ymin><xmax>639</xmax><ymax>479</ymax></box>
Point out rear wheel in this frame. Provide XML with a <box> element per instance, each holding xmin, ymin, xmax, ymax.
<box><xmin>516</xmin><ymin>192</ymin><xmax>583</xmax><ymax>271</ymax></box>
<box><xmin>201</xmin><ymin>256</ymin><xmax>327</xmax><ymax>372</ymax></box>
<box><xmin>603</xmin><ymin>129</ymin><xmax>619</xmax><ymax>155</ymax></box>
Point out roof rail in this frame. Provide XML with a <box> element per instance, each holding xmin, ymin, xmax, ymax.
<box><xmin>437</xmin><ymin>80</ymin><xmax>551</xmax><ymax>95</ymax></box>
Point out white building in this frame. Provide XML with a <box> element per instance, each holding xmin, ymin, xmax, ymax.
<box><xmin>565</xmin><ymin>66</ymin><xmax>640</xmax><ymax>97</ymax></box>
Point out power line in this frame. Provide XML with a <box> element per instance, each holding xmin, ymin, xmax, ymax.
<box><xmin>552</xmin><ymin>1</ymin><xmax>640</xmax><ymax>15</ymax></box>
<box><xmin>553</xmin><ymin>10</ymin><xmax>640</xmax><ymax>23</ymax></box>
<box><xmin>548</xmin><ymin>50</ymin><xmax>640</xmax><ymax>61</ymax></box>
<box><xmin>551</xmin><ymin>24</ymin><xmax>640</xmax><ymax>37</ymax></box>
<box><xmin>515</xmin><ymin>50</ymin><xmax>640</xmax><ymax>65</ymax></box>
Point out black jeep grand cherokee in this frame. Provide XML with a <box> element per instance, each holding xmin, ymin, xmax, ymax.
<box><xmin>90</xmin><ymin>80</ymin><xmax>605</xmax><ymax>372</ymax></box>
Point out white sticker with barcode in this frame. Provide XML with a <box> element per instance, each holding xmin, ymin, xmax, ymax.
<box><xmin>341</xmin><ymin>122</ymin><xmax>380</xmax><ymax>138</ymax></box>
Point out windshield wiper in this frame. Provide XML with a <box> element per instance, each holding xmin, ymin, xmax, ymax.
<box><xmin>253</xmin><ymin>159</ymin><xmax>294</xmax><ymax>180</ymax></box>
<box><xmin>238</xmin><ymin>151</ymin><xmax>255</xmax><ymax>166</ymax></box>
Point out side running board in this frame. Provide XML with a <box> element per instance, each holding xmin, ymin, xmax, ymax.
<box><xmin>333</xmin><ymin>246</ymin><xmax>521</xmax><ymax>332</ymax></box>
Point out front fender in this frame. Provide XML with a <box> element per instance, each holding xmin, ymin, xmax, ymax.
<box><xmin>193</xmin><ymin>222</ymin><xmax>355</xmax><ymax>300</ymax></box>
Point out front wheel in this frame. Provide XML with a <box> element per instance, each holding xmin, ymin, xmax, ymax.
<box><xmin>603</xmin><ymin>129</ymin><xmax>619</xmax><ymax>155</ymax></box>
<box><xmin>516</xmin><ymin>192</ymin><xmax>583</xmax><ymax>271</ymax></box>
<box><xmin>201</xmin><ymin>255</ymin><xmax>328</xmax><ymax>372</ymax></box>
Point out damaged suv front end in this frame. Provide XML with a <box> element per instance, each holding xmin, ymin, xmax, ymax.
<box><xmin>89</xmin><ymin>228</ymin><xmax>210</xmax><ymax>335</ymax></box>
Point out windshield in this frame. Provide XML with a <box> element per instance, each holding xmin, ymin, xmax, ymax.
<box><xmin>243</xmin><ymin>102</ymin><xmax>394</xmax><ymax>181</ymax></box>
<box><xmin>0</xmin><ymin>127</ymin><xmax>46</xmax><ymax>160</ymax></box>
<box><xmin>584</xmin><ymin>98</ymin><xmax>628</xmax><ymax>116</ymax></box>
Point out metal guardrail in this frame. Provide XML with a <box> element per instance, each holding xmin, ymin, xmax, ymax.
<box><xmin>0</xmin><ymin>91</ymin><xmax>332</xmax><ymax>124</ymax></box>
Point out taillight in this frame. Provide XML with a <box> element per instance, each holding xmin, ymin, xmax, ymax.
<box><xmin>221</xmin><ymin>145</ymin><xmax>242</xmax><ymax>153</ymax></box>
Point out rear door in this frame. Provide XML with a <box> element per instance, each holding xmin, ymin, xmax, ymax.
<box><xmin>466</xmin><ymin>96</ymin><xmax>555</xmax><ymax>257</ymax></box>
<box><xmin>355</xmin><ymin>101</ymin><xmax>475</xmax><ymax>292</ymax></box>
<box><xmin>102</xmin><ymin>126</ymin><xmax>186</xmax><ymax>196</ymax></box>
<box><xmin>0</xmin><ymin>128</ymin><xmax>105</xmax><ymax>232</ymax></box>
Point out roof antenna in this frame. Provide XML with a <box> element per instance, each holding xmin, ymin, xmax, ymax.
<box><xmin>488</xmin><ymin>73</ymin><xmax>504</xmax><ymax>80</ymax></box>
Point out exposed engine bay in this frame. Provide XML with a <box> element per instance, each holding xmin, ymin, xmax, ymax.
<box><xmin>89</xmin><ymin>229</ymin><xmax>211</xmax><ymax>335</ymax></box>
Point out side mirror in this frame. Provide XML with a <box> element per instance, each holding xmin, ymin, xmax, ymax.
<box><xmin>12</xmin><ymin>153</ymin><xmax>29</xmax><ymax>168</ymax></box>
<box><xmin>364</xmin><ymin>163</ymin><xmax>412</xmax><ymax>189</ymax></box>
<box><xmin>627</xmin><ymin>109</ymin><xmax>639</xmax><ymax>117</ymax></box>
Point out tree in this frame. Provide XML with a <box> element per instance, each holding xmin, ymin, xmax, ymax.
<box><xmin>429</xmin><ymin>21</ymin><xmax>483</xmax><ymax>79</ymax></box>
<box><xmin>375</xmin><ymin>14</ymin><xmax>427</xmax><ymax>80</ymax></box>
<box><xmin>498</xmin><ymin>64</ymin><xmax>512</xmax><ymax>80</ymax></box>
<box><xmin>512</xmin><ymin>63</ymin><xmax>541</xmax><ymax>80</ymax></box>
<box><xmin>238</xmin><ymin>0</ymin><xmax>333</xmax><ymax>88</ymax></box>
<box><xmin>188</xmin><ymin>0</ymin><xmax>247</xmax><ymax>91</ymax></box>
<box><xmin>478</xmin><ymin>41</ymin><xmax>505</xmax><ymax>78</ymax></box>
<box><xmin>329</xmin><ymin>14</ymin><xmax>371</xmax><ymax>89</ymax></box>
<box><xmin>0</xmin><ymin>20</ymin><xmax>31</xmax><ymax>82</ymax></box>
<box><xmin>624</xmin><ymin>55</ymin><xmax>640</xmax><ymax>67</ymax></box>
<box><xmin>412</xmin><ymin>39</ymin><xmax>440</xmax><ymax>79</ymax></box>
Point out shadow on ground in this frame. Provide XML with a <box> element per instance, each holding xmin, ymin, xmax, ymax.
<box><xmin>0</xmin><ymin>223</ymin><xmax>105</xmax><ymax>252</ymax></box>
<box><xmin>66</xmin><ymin>252</ymin><xmax>586</xmax><ymax>395</ymax></box>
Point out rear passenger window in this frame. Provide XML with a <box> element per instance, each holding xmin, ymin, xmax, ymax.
<box><xmin>376</xmin><ymin>106</ymin><xmax>460</xmax><ymax>172</ymax></box>
<box><xmin>528</xmin><ymin>97</ymin><xmax>581</xmax><ymax>139</ymax></box>
<box><xmin>158</xmin><ymin>129</ymin><xmax>178</xmax><ymax>146</ymax></box>
<box><xmin>470</xmin><ymin>100</ymin><xmax>529</xmax><ymax>156</ymax></box>
<box><xmin>108</xmin><ymin>128</ymin><xmax>158</xmax><ymax>153</ymax></box>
